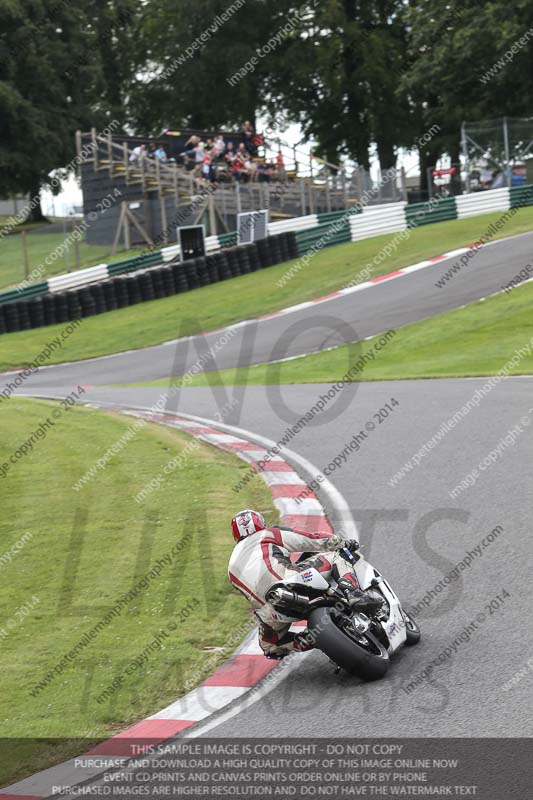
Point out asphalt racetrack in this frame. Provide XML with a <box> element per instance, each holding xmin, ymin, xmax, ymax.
<box><xmin>4</xmin><ymin>231</ymin><xmax>533</xmax><ymax>739</ymax></box>
<box><xmin>6</xmin><ymin>230</ymin><xmax>533</xmax><ymax>390</ymax></box>
<box><xmin>16</xmin><ymin>377</ymin><xmax>533</xmax><ymax>737</ymax></box>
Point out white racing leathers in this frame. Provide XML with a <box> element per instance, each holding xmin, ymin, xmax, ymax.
<box><xmin>228</xmin><ymin>526</ymin><xmax>356</xmax><ymax>656</ymax></box>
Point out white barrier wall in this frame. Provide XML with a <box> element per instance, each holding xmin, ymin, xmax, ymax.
<box><xmin>19</xmin><ymin>185</ymin><xmax>525</xmax><ymax>301</ymax></box>
<box><xmin>47</xmin><ymin>264</ymin><xmax>109</xmax><ymax>293</ymax></box>
<box><xmin>350</xmin><ymin>202</ymin><xmax>407</xmax><ymax>241</ymax></box>
<box><xmin>455</xmin><ymin>187</ymin><xmax>510</xmax><ymax>219</ymax></box>
<box><xmin>268</xmin><ymin>214</ymin><xmax>319</xmax><ymax>235</ymax></box>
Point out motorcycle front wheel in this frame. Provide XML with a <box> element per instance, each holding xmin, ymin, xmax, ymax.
<box><xmin>403</xmin><ymin>611</ymin><xmax>421</xmax><ymax>646</ymax></box>
<box><xmin>308</xmin><ymin>606</ymin><xmax>390</xmax><ymax>681</ymax></box>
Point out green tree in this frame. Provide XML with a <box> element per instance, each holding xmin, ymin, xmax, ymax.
<box><xmin>265</xmin><ymin>1</ymin><xmax>413</xmax><ymax>172</ymax></box>
<box><xmin>130</xmin><ymin>0</ymin><xmax>289</xmax><ymax>134</ymax></box>
<box><xmin>85</xmin><ymin>0</ymin><xmax>143</xmax><ymax>126</ymax></box>
<box><xmin>130</xmin><ymin>1</ymin><xmax>415</xmax><ymax>172</ymax></box>
<box><xmin>0</xmin><ymin>0</ymin><xmax>106</xmax><ymax>220</ymax></box>
<box><xmin>402</xmin><ymin>0</ymin><xmax>533</xmax><ymax>189</ymax></box>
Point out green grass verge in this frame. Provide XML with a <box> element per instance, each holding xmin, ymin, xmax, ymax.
<box><xmin>0</xmin><ymin>208</ymin><xmax>531</xmax><ymax>372</ymax></box>
<box><xmin>0</xmin><ymin>398</ymin><xmax>277</xmax><ymax>785</ymax></box>
<box><xmin>0</xmin><ymin>227</ymin><xmax>144</xmax><ymax>291</ymax></box>
<box><xmin>134</xmin><ymin>278</ymin><xmax>533</xmax><ymax>386</ymax></box>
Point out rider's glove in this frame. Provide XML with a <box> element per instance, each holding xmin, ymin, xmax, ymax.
<box><xmin>341</xmin><ymin>539</ymin><xmax>360</xmax><ymax>554</ymax></box>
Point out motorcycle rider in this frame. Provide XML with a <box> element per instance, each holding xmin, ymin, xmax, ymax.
<box><xmin>228</xmin><ymin>509</ymin><xmax>383</xmax><ymax>658</ymax></box>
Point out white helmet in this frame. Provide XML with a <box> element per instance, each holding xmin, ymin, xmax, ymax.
<box><xmin>231</xmin><ymin>509</ymin><xmax>266</xmax><ymax>542</ymax></box>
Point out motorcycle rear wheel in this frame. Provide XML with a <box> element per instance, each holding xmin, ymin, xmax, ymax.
<box><xmin>308</xmin><ymin>606</ymin><xmax>390</xmax><ymax>680</ymax></box>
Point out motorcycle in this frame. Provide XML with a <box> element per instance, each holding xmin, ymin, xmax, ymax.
<box><xmin>265</xmin><ymin>546</ymin><xmax>420</xmax><ymax>680</ymax></box>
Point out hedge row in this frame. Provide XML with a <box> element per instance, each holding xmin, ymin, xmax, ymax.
<box><xmin>0</xmin><ymin>232</ymin><xmax>298</xmax><ymax>335</ymax></box>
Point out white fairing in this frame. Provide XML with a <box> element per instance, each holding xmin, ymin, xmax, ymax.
<box><xmin>284</xmin><ymin>568</ymin><xmax>330</xmax><ymax>591</ymax></box>
<box><xmin>352</xmin><ymin>556</ymin><xmax>407</xmax><ymax>653</ymax></box>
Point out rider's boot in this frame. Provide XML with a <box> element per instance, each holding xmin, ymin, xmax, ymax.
<box><xmin>337</xmin><ymin>577</ymin><xmax>384</xmax><ymax>615</ymax></box>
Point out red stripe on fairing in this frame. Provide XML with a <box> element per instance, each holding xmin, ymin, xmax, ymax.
<box><xmin>316</xmin><ymin>556</ymin><xmax>332</xmax><ymax>573</ymax></box>
<box><xmin>281</xmin><ymin>515</ymin><xmax>332</xmax><ymax>533</ymax></box>
<box><xmin>203</xmin><ymin>655</ymin><xmax>276</xmax><ymax>686</ymax></box>
<box><xmin>229</xmin><ymin>571</ymin><xmax>265</xmax><ymax>605</ymax></box>
<box><xmin>270</xmin><ymin>484</ymin><xmax>313</xmax><ymax>498</ymax></box>
<box><xmin>342</xmin><ymin>572</ymin><xmax>359</xmax><ymax>588</ymax></box>
<box><xmin>370</xmin><ymin>270</ymin><xmax>403</xmax><ymax>283</ymax></box>
<box><xmin>86</xmin><ymin>719</ymin><xmax>194</xmax><ymax>756</ymax></box>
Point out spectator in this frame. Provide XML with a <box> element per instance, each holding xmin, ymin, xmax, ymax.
<box><xmin>129</xmin><ymin>143</ymin><xmax>146</xmax><ymax>162</ymax></box>
<box><xmin>257</xmin><ymin>161</ymin><xmax>267</xmax><ymax>183</ymax></box>
<box><xmin>242</xmin><ymin>120</ymin><xmax>255</xmax><ymax>155</ymax></box>
<box><xmin>184</xmin><ymin>134</ymin><xmax>200</xmax><ymax>150</ymax></box>
<box><xmin>258</xmin><ymin>160</ymin><xmax>274</xmax><ymax>183</ymax></box>
<box><xmin>231</xmin><ymin>149</ymin><xmax>247</xmax><ymax>182</ymax></box>
<box><xmin>214</xmin><ymin>135</ymin><xmax>226</xmax><ymax>158</ymax></box>
<box><xmin>224</xmin><ymin>142</ymin><xmax>236</xmax><ymax>166</ymax></box>
<box><xmin>202</xmin><ymin>151</ymin><xmax>217</xmax><ymax>183</ymax></box>
<box><xmin>139</xmin><ymin>127</ymin><xmax>289</xmax><ymax>186</ymax></box>
<box><xmin>181</xmin><ymin>135</ymin><xmax>202</xmax><ymax>161</ymax></box>
<box><xmin>193</xmin><ymin>141</ymin><xmax>206</xmax><ymax>176</ymax></box>
<box><xmin>252</xmin><ymin>132</ymin><xmax>264</xmax><ymax>151</ymax></box>
<box><xmin>244</xmin><ymin>156</ymin><xmax>257</xmax><ymax>181</ymax></box>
